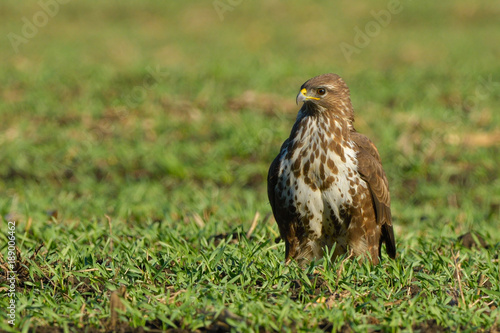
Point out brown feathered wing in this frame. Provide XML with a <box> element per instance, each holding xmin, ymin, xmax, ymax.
<box><xmin>351</xmin><ymin>132</ymin><xmax>396</xmax><ymax>258</ymax></box>
<box><xmin>267</xmin><ymin>140</ymin><xmax>291</xmax><ymax>241</ymax></box>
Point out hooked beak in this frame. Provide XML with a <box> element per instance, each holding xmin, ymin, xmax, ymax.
<box><xmin>296</xmin><ymin>88</ymin><xmax>306</xmax><ymax>105</ymax></box>
<box><xmin>296</xmin><ymin>88</ymin><xmax>320</xmax><ymax>105</ymax></box>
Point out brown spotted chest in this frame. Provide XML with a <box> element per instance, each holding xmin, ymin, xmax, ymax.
<box><xmin>274</xmin><ymin>113</ymin><xmax>368</xmax><ymax>260</ymax></box>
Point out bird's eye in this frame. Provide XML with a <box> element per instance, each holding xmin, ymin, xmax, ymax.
<box><xmin>316</xmin><ymin>88</ymin><xmax>326</xmax><ymax>95</ymax></box>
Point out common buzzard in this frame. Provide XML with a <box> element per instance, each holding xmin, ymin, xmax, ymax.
<box><xmin>267</xmin><ymin>73</ymin><xmax>396</xmax><ymax>264</ymax></box>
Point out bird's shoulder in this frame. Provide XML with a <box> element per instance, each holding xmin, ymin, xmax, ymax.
<box><xmin>350</xmin><ymin>131</ymin><xmax>382</xmax><ymax>163</ymax></box>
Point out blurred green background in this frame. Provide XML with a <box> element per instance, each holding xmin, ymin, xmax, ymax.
<box><xmin>1</xmin><ymin>0</ymin><xmax>499</xmax><ymax>243</ymax></box>
<box><xmin>1</xmin><ymin>0</ymin><xmax>500</xmax><ymax>331</ymax></box>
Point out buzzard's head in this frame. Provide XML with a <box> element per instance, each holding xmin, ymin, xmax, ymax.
<box><xmin>296</xmin><ymin>73</ymin><xmax>354</xmax><ymax>122</ymax></box>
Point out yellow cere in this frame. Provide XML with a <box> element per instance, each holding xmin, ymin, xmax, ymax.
<box><xmin>300</xmin><ymin>88</ymin><xmax>320</xmax><ymax>100</ymax></box>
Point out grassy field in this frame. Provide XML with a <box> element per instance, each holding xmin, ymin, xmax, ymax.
<box><xmin>1</xmin><ymin>0</ymin><xmax>499</xmax><ymax>331</ymax></box>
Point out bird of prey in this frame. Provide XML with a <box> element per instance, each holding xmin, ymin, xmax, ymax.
<box><xmin>267</xmin><ymin>73</ymin><xmax>396</xmax><ymax>265</ymax></box>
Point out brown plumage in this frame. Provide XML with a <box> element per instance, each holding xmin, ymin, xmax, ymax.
<box><xmin>267</xmin><ymin>73</ymin><xmax>396</xmax><ymax>264</ymax></box>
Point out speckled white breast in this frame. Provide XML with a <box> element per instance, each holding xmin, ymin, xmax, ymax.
<box><xmin>276</xmin><ymin>115</ymin><xmax>363</xmax><ymax>239</ymax></box>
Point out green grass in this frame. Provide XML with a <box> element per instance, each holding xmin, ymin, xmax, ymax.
<box><xmin>1</xmin><ymin>0</ymin><xmax>499</xmax><ymax>331</ymax></box>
